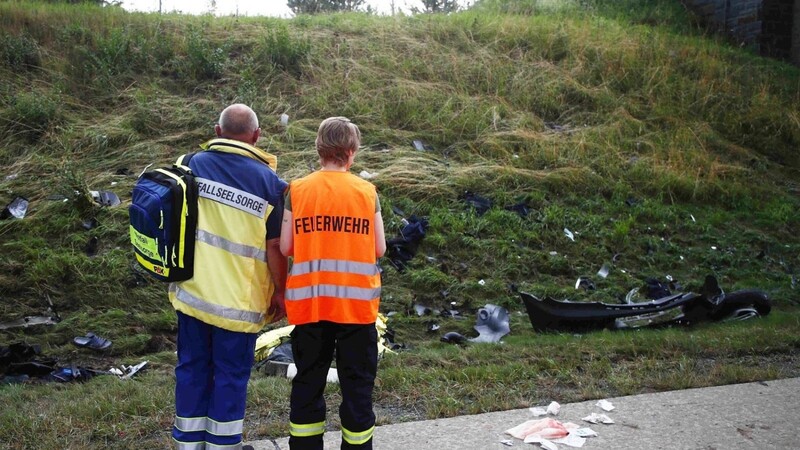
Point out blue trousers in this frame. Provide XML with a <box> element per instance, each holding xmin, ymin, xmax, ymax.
<box><xmin>173</xmin><ymin>311</ymin><xmax>257</xmax><ymax>450</ymax></box>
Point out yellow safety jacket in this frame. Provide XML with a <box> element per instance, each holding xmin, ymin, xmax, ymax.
<box><xmin>285</xmin><ymin>171</ymin><xmax>381</xmax><ymax>325</ymax></box>
<box><xmin>169</xmin><ymin>138</ymin><xmax>285</xmax><ymax>333</ymax></box>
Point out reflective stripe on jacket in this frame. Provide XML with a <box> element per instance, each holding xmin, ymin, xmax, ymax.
<box><xmin>169</xmin><ymin>139</ymin><xmax>284</xmax><ymax>333</ymax></box>
<box><xmin>285</xmin><ymin>171</ymin><xmax>381</xmax><ymax>325</ymax></box>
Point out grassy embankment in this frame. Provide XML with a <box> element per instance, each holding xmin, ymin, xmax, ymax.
<box><xmin>0</xmin><ymin>0</ymin><xmax>798</xmax><ymax>448</ymax></box>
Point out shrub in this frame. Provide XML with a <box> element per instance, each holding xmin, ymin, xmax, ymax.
<box><xmin>184</xmin><ymin>26</ymin><xmax>227</xmax><ymax>81</ymax></box>
<box><xmin>0</xmin><ymin>32</ymin><xmax>41</xmax><ymax>70</ymax></box>
<box><xmin>256</xmin><ymin>25</ymin><xmax>311</xmax><ymax>76</ymax></box>
<box><xmin>7</xmin><ymin>91</ymin><xmax>59</xmax><ymax>142</ymax></box>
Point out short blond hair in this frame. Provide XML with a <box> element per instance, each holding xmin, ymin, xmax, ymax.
<box><xmin>316</xmin><ymin>117</ymin><xmax>361</xmax><ymax>166</ymax></box>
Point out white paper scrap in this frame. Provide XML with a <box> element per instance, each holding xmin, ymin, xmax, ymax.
<box><xmin>596</xmin><ymin>399</ymin><xmax>615</xmax><ymax>411</ymax></box>
<box><xmin>564</xmin><ymin>228</ymin><xmax>575</xmax><ymax>241</ymax></box>
<box><xmin>359</xmin><ymin>170</ymin><xmax>378</xmax><ymax>180</ymax></box>
<box><xmin>546</xmin><ymin>401</ymin><xmax>561</xmax><ymax>415</ymax></box>
<box><xmin>553</xmin><ymin>433</ymin><xmax>586</xmax><ymax>448</ymax></box>
<box><xmin>529</xmin><ymin>406</ymin><xmax>548</xmax><ymax>417</ymax></box>
<box><xmin>582</xmin><ymin>413</ymin><xmax>614</xmax><ymax>424</ymax></box>
<box><xmin>524</xmin><ymin>436</ymin><xmax>559</xmax><ymax>450</ymax></box>
<box><xmin>500</xmin><ymin>439</ymin><xmax>514</xmax><ymax>447</ymax></box>
<box><xmin>574</xmin><ymin>428</ymin><xmax>598</xmax><ymax>438</ymax></box>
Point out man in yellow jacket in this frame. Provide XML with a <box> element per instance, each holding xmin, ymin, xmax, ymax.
<box><xmin>170</xmin><ymin>104</ymin><xmax>288</xmax><ymax>450</ymax></box>
<box><xmin>280</xmin><ymin>117</ymin><xmax>386</xmax><ymax>450</ymax></box>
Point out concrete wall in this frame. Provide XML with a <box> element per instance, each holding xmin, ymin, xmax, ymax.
<box><xmin>682</xmin><ymin>0</ymin><xmax>797</xmax><ymax>65</ymax></box>
<box><xmin>793</xmin><ymin>0</ymin><xmax>800</xmax><ymax>65</ymax></box>
<box><xmin>682</xmin><ymin>0</ymin><xmax>762</xmax><ymax>46</ymax></box>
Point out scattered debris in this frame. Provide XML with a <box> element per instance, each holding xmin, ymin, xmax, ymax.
<box><xmin>414</xmin><ymin>303</ymin><xmax>435</xmax><ymax>316</ymax></box>
<box><xmin>280</xmin><ymin>113</ymin><xmax>289</xmax><ymax>126</ymax></box>
<box><xmin>462</xmin><ymin>191</ymin><xmax>492</xmax><ymax>216</ymax></box>
<box><xmin>530</xmin><ymin>401</ymin><xmax>561</xmax><ymax>417</ymax></box>
<box><xmin>500</xmin><ymin>439</ymin><xmax>514</xmax><ymax>446</ymax></box>
<box><xmin>4</xmin><ymin>173</ymin><xmax>18</xmax><ymax>181</ymax></box>
<box><xmin>412</xmin><ymin>139</ymin><xmax>433</xmax><ymax>151</ymax></box>
<box><xmin>470</xmin><ymin>304</ymin><xmax>510</xmax><ymax>343</ymax></box>
<box><xmin>1</xmin><ymin>196</ymin><xmax>29</xmax><ymax>219</ymax></box>
<box><xmin>521</xmin><ymin>275</ymin><xmax>772</xmax><ymax>332</ymax></box>
<box><xmin>564</xmin><ymin>228</ymin><xmax>575</xmax><ymax>242</ymax></box>
<box><xmin>0</xmin><ymin>315</ymin><xmax>60</xmax><ymax>330</ymax></box>
<box><xmin>506</xmin><ymin>417</ymin><xmax>577</xmax><ymax>443</ymax></box>
<box><xmin>575</xmin><ymin>277</ymin><xmax>595</xmax><ymax>291</ymax></box>
<box><xmin>596</xmin><ymin>399</ymin><xmax>615</xmax><ymax>411</ymax></box>
<box><xmin>478</xmin><ymin>279</ymin><xmax>486</xmax><ymax>286</ymax></box>
<box><xmin>84</xmin><ymin>236</ymin><xmax>99</xmax><ymax>256</ymax></box>
<box><xmin>359</xmin><ymin>170</ymin><xmax>378</xmax><ymax>180</ymax></box>
<box><xmin>108</xmin><ymin>361</ymin><xmax>148</xmax><ymax>379</ymax></box>
<box><xmin>427</xmin><ymin>322</ymin><xmax>440</xmax><ymax>332</ymax></box>
<box><xmin>582</xmin><ymin>413</ymin><xmax>614</xmax><ymax>424</ymax></box>
<box><xmin>597</xmin><ymin>264</ymin><xmax>610</xmax><ymax>279</ymax></box>
<box><xmin>1</xmin><ymin>343</ymin><xmax>103</xmax><ymax>384</ymax></box>
<box><xmin>385</xmin><ymin>215</ymin><xmax>428</xmax><ymax>272</ymax></box>
<box><xmin>504</xmin><ymin>202</ymin><xmax>530</xmax><ymax>218</ymax></box>
<box><xmin>440</xmin><ymin>331</ymin><xmax>468</xmax><ymax>345</ymax></box>
<box><xmin>90</xmin><ymin>190</ymin><xmax>120</xmax><ymax>207</ymax></box>
<box><xmin>82</xmin><ymin>218</ymin><xmax>99</xmax><ymax>230</ymax></box>
<box><xmin>624</xmin><ymin>197</ymin><xmax>640</xmax><ymax>207</ymax></box>
<box><xmin>115</xmin><ymin>168</ymin><xmax>134</xmax><ymax>176</ymax></box>
<box><xmin>46</xmin><ymin>194</ymin><xmax>69</xmax><ymax>202</ymax></box>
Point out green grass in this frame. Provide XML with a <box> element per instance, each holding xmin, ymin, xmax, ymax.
<box><xmin>1</xmin><ymin>0</ymin><xmax>799</xmax><ymax>448</ymax></box>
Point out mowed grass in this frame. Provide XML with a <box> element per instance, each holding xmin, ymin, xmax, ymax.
<box><xmin>0</xmin><ymin>0</ymin><xmax>799</xmax><ymax>448</ymax></box>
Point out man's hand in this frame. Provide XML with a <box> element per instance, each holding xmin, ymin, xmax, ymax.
<box><xmin>267</xmin><ymin>291</ymin><xmax>286</xmax><ymax>323</ymax></box>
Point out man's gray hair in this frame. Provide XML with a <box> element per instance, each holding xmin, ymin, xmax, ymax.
<box><xmin>219</xmin><ymin>104</ymin><xmax>259</xmax><ymax>136</ymax></box>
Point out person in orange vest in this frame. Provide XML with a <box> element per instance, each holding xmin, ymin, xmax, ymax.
<box><xmin>280</xmin><ymin>117</ymin><xmax>386</xmax><ymax>450</ymax></box>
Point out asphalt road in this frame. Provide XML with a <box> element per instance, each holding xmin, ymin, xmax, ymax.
<box><xmin>246</xmin><ymin>377</ymin><xmax>800</xmax><ymax>450</ymax></box>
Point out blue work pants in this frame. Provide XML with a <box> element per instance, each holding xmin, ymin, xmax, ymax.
<box><xmin>173</xmin><ymin>311</ymin><xmax>257</xmax><ymax>450</ymax></box>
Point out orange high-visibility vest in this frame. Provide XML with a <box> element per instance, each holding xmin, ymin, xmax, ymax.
<box><xmin>285</xmin><ymin>171</ymin><xmax>381</xmax><ymax>325</ymax></box>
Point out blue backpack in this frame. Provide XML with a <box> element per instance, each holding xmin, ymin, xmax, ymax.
<box><xmin>129</xmin><ymin>154</ymin><xmax>198</xmax><ymax>282</ymax></box>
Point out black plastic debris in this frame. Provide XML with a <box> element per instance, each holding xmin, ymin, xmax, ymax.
<box><xmin>545</xmin><ymin>122</ymin><xmax>573</xmax><ymax>133</ymax></box>
<box><xmin>49</xmin><ymin>366</ymin><xmax>101</xmax><ymax>383</ymax></box>
<box><xmin>84</xmin><ymin>236</ymin><xmax>99</xmax><ymax>256</ymax></box>
<box><xmin>440</xmin><ymin>331</ymin><xmax>468</xmax><ymax>345</ymax></box>
<box><xmin>625</xmin><ymin>197</ymin><xmax>640</xmax><ymax>207</ymax></box>
<box><xmin>645</xmin><ymin>277</ymin><xmax>672</xmax><ymax>299</ymax></box>
<box><xmin>1</xmin><ymin>196</ymin><xmax>29</xmax><ymax>219</ymax></box>
<box><xmin>440</xmin><ymin>309</ymin><xmax>462</xmax><ymax>319</ymax></box>
<box><xmin>470</xmin><ymin>304</ymin><xmax>511</xmax><ymax>343</ymax></box>
<box><xmin>82</xmin><ymin>218</ymin><xmax>99</xmax><ymax>230</ymax></box>
<box><xmin>414</xmin><ymin>304</ymin><xmax>434</xmax><ymax>316</ymax></box>
<box><xmin>575</xmin><ymin>277</ymin><xmax>596</xmax><ymax>291</ymax></box>
<box><xmin>427</xmin><ymin>321</ymin><xmax>440</xmax><ymax>332</ymax></box>
<box><xmin>115</xmin><ymin>168</ymin><xmax>134</xmax><ymax>176</ymax></box>
<box><xmin>385</xmin><ymin>216</ymin><xmax>428</xmax><ymax>272</ymax></box>
<box><xmin>504</xmin><ymin>202</ymin><xmax>530</xmax><ymax>218</ymax></box>
<box><xmin>1</xmin><ymin>343</ymin><xmax>55</xmax><ymax>384</ymax></box>
<box><xmin>412</xmin><ymin>139</ymin><xmax>434</xmax><ymax>151</ymax></box>
<box><xmin>521</xmin><ymin>275</ymin><xmax>772</xmax><ymax>333</ymax></box>
<box><xmin>462</xmin><ymin>191</ymin><xmax>492</xmax><ymax>216</ymax></box>
<box><xmin>90</xmin><ymin>190</ymin><xmax>120</xmax><ymax>207</ymax></box>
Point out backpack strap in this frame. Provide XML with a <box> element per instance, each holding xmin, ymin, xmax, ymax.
<box><xmin>174</xmin><ymin>153</ymin><xmax>196</xmax><ymax>173</ymax></box>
